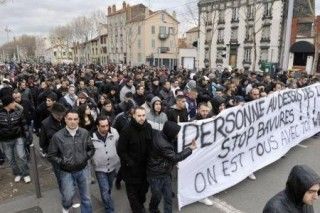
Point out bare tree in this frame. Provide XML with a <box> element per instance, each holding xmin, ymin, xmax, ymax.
<box><xmin>187</xmin><ymin>4</ymin><xmax>219</xmax><ymax>69</ymax></box>
<box><xmin>239</xmin><ymin>0</ymin><xmax>275</xmax><ymax>72</ymax></box>
<box><xmin>49</xmin><ymin>25</ymin><xmax>73</xmax><ymax>60</ymax></box>
<box><xmin>0</xmin><ymin>35</ymin><xmax>36</xmax><ymax>61</ymax></box>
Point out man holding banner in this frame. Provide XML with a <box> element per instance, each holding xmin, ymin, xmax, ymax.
<box><xmin>147</xmin><ymin>121</ymin><xmax>196</xmax><ymax>213</ymax></box>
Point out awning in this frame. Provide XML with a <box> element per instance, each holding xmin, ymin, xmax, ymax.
<box><xmin>290</xmin><ymin>41</ymin><xmax>315</xmax><ymax>53</ymax></box>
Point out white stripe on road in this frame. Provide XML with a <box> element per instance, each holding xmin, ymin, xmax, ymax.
<box><xmin>211</xmin><ymin>198</ymin><xmax>245</xmax><ymax>213</ymax></box>
<box><xmin>297</xmin><ymin>144</ymin><xmax>308</xmax><ymax>148</ymax></box>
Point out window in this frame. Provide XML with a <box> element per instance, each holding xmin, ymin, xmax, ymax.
<box><xmin>218</xmin><ymin>28</ymin><xmax>224</xmax><ymax>42</ymax></box>
<box><xmin>152</xmin><ymin>26</ymin><xmax>155</xmax><ymax>34</ymax></box>
<box><xmin>138</xmin><ymin>26</ymin><xmax>141</xmax><ymax>35</ymax></box>
<box><xmin>169</xmin><ymin>27</ymin><xmax>175</xmax><ymax>34</ymax></box>
<box><xmin>261</xmin><ymin>25</ymin><xmax>271</xmax><ymax>41</ymax></box>
<box><xmin>246</xmin><ymin>26</ymin><xmax>254</xmax><ymax>41</ymax></box>
<box><xmin>244</xmin><ymin>48</ymin><xmax>252</xmax><ymax>62</ymax></box>
<box><xmin>232</xmin><ymin>8</ymin><xmax>239</xmax><ymax>21</ymax></box>
<box><xmin>247</xmin><ymin>5</ymin><xmax>254</xmax><ymax>20</ymax></box>
<box><xmin>231</xmin><ymin>27</ymin><xmax>238</xmax><ymax>41</ymax></box>
<box><xmin>159</xmin><ymin>26</ymin><xmax>166</xmax><ymax>34</ymax></box>
<box><xmin>297</xmin><ymin>23</ymin><xmax>312</xmax><ymax>37</ymax></box>
<box><xmin>218</xmin><ymin>10</ymin><xmax>225</xmax><ymax>23</ymax></box>
<box><xmin>161</xmin><ymin>13</ymin><xmax>165</xmax><ymax>22</ymax></box>
<box><xmin>138</xmin><ymin>39</ymin><xmax>141</xmax><ymax>49</ymax></box>
<box><xmin>138</xmin><ymin>53</ymin><xmax>142</xmax><ymax>63</ymax></box>
<box><xmin>263</xmin><ymin>2</ymin><xmax>273</xmax><ymax>18</ymax></box>
<box><xmin>260</xmin><ymin>49</ymin><xmax>269</xmax><ymax>61</ymax></box>
<box><xmin>152</xmin><ymin>39</ymin><xmax>155</xmax><ymax>48</ymax></box>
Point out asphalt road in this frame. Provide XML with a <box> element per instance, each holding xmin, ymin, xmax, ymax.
<box><xmin>168</xmin><ymin>136</ymin><xmax>320</xmax><ymax>213</ymax></box>
<box><xmin>0</xmin><ymin>136</ymin><xmax>319</xmax><ymax>213</ymax></box>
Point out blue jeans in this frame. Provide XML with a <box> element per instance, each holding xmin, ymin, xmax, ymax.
<box><xmin>50</xmin><ymin>161</ymin><xmax>62</xmax><ymax>193</ymax></box>
<box><xmin>95</xmin><ymin>170</ymin><xmax>116</xmax><ymax>213</ymax></box>
<box><xmin>1</xmin><ymin>137</ymin><xmax>29</xmax><ymax>177</ymax></box>
<box><xmin>60</xmin><ymin>166</ymin><xmax>92</xmax><ymax>212</ymax></box>
<box><xmin>148</xmin><ymin>175</ymin><xmax>172</xmax><ymax>213</ymax></box>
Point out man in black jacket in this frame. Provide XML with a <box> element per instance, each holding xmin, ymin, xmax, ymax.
<box><xmin>0</xmin><ymin>95</ymin><xmax>31</xmax><ymax>183</ymax></box>
<box><xmin>263</xmin><ymin>165</ymin><xmax>320</xmax><ymax>213</ymax></box>
<box><xmin>48</xmin><ymin>109</ymin><xmax>95</xmax><ymax>213</ymax></box>
<box><xmin>147</xmin><ymin>121</ymin><xmax>196</xmax><ymax>213</ymax></box>
<box><xmin>166</xmin><ymin>95</ymin><xmax>188</xmax><ymax>123</ymax></box>
<box><xmin>117</xmin><ymin>106</ymin><xmax>153</xmax><ymax>213</ymax></box>
<box><xmin>39</xmin><ymin>103</ymin><xmax>66</xmax><ymax>192</ymax></box>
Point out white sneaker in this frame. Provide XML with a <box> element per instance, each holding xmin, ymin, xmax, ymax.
<box><xmin>199</xmin><ymin>197</ymin><xmax>214</xmax><ymax>206</ymax></box>
<box><xmin>248</xmin><ymin>173</ymin><xmax>256</xmax><ymax>180</ymax></box>
<box><xmin>14</xmin><ymin>176</ymin><xmax>22</xmax><ymax>183</ymax></box>
<box><xmin>72</xmin><ymin>203</ymin><xmax>80</xmax><ymax>208</ymax></box>
<box><xmin>23</xmin><ymin>176</ymin><xmax>31</xmax><ymax>183</ymax></box>
<box><xmin>62</xmin><ymin>208</ymin><xmax>69</xmax><ymax>213</ymax></box>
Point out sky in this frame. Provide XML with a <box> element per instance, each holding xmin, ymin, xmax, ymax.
<box><xmin>0</xmin><ymin>0</ymin><xmax>198</xmax><ymax>45</ymax></box>
<box><xmin>0</xmin><ymin>0</ymin><xmax>319</xmax><ymax>46</ymax></box>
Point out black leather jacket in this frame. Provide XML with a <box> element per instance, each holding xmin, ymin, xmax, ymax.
<box><xmin>48</xmin><ymin>127</ymin><xmax>95</xmax><ymax>172</ymax></box>
<box><xmin>147</xmin><ymin>121</ymin><xmax>192</xmax><ymax>177</ymax></box>
<box><xmin>39</xmin><ymin>115</ymin><xmax>65</xmax><ymax>154</ymax></box>
<box><xmin>0</xmin><ymin>107</ymin><xmax>27</xmax><ymax>142</ymax></box>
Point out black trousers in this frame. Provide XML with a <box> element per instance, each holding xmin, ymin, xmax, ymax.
<box><xmin>125</xmin><ymin>180</ymin><xmax>149</xmax><ymax>213</ymax></box>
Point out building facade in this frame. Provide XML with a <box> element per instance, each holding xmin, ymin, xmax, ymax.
<box><xmin>106</xmin><ymin>2</ymin><xmax>129</xmax><ymax>64</ymax></box>
<box><xmin>198</xmin><ymin>0</ymin><xmax>284</xmax><ymax>71</ymax></box>
<box><xmin>126</xmin><ymin>9</ymin><xmax>179</xmax><ymax>69</ymax></box>
<box><xmin>73</xmin><ymin>33</ymin><xmax>108</xmax><ymax>65</ymax></box>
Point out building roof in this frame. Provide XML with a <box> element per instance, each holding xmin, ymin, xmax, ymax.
<box><xmin>186</xmin><ymin>26</ymin><xmax>199</xmax><ymax>33</ymax></box>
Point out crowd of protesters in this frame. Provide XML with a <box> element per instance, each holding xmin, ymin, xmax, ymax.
<box><xmin>0</xmin><ymin>62</ymin><xmax>319</xmax><ymax>213</ymax></box>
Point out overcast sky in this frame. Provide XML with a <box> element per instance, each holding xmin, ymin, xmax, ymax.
<box><xmin>0</xmin><ymin>0</ymin><xmax>198</xmax><ymax>45</ymax></box>
<box><xmin>0</xmin><ymin>0</ymin><xmax>319</xmax><ymax>46</ymax></box>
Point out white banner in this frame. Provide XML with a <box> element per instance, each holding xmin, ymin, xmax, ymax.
<box><xmin>177</xmin><ymin>83</ymin><xmax>320</xmax><ymax>209</ymax></box>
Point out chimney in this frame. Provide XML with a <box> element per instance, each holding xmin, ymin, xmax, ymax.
<box><xmin>145</xmin><ymin>8</ymin><xmax>149</xmax><ymax>19</ymax></box>
<box><xmin>172</xmin><ymin>11</ymin><xmax>176</xmax><ymax>19</ymax></box>
<box><xmin>107</xmin><ymin>6</ymin><xmax>111</xmax><ymax>15</ymax></box>
<box><xmin>122</xmin><ymin>1</ymin><xmax>126</xmax><ymax>9</ymax></box>
<box><xmin>112</xmin><ymin>5</ymin><xmax>116</xmax><ymax>13</ymax></box>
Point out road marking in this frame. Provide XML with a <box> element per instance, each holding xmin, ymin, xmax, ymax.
<box><xmin>297</xmin><ymin>144</ymin><xmax>308</xmax><ymax>149</ymax></box>
<box><xmin>211</xmin><ymin>197</ymin><xmax>245</xmax><ymax>213</ymax></box>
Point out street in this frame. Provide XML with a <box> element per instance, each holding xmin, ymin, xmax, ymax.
<box><xmin>0</xmin><ymin>136</ymin><xmax>319</xmax><ymax>212</ymax></box>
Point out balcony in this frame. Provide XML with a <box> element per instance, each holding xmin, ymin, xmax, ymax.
<box><xmin>229</xmin><ymin>38</ymin><xmax>238</xmax><ymax>44</ymax></box>
<box><xmin>244</xmin><ymin>38</ymin><xmax>254</xmax><ymax>43</ymax></box>
<box><xmin>158</xmin><ymin>33</ymin><xmax>169</xmax><ymax>40</ymax></box>
<box><xmin>231</xmin><ymin>18</ymin><xmax>239</xmax><ymax>23</ymax></box>
<box><xmin>218</xmin><ymin>19</ymin><xmax>225</xmax><ymax>25</ymax></box>
<box><xmin>159</xmin><ymin>47</ymin><xmax>170</xmax><ymax>53</ymax></box>
<box><xmin>262</xmin><ymin>15</ymin><xmax>273</xmax><ymax>20</ymax></box>
<box><xmin>243</xmin><ymin>59</ymin><xmax>251</xmax><ymax>65</ymax></box>
<box><xmin>217</xmin><ymin>39</ymin><xmax>224</xmax><ymax>44</ymax></box>
<box><xmin>260</xmin><ymin>37</ymin><xmax>271</xmax><ymax>43</ymax></box>
<box><xmin>216</xmin><ymin>58</ymin><xmax>223</xmax><ymax>64</ymax></box>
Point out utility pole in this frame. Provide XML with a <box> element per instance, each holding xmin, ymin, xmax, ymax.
<box><xmin>4</xmin><ymin>26</ymin><xmax>11</xmax><ymax>42</ymax></box>
<box><xmin>281</xmin><ymin>0</ymin><xmax>295</xmax><ymax>71</ymax></box>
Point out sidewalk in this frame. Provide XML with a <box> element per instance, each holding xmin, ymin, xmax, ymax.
<box><xmin>0</xmin><ymin>184</ymin><xmax>126</xmax><ymax>213</ymax></box>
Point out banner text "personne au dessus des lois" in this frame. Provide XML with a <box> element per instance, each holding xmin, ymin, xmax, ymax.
<box><xmin>177</xmin><ymin>83</ymin><xmax>320</xmax><ymax>209</ymax></box>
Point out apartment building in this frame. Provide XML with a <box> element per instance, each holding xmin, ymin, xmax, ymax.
<box><xmin>126</xmin><ymin>9</ymin><xmax>179</xmax><ymax>69</ymax></box>
<box><xmin>198</xmin><ymin>0</ymin><xmax>285</xmax><ymax>71</ymax></box>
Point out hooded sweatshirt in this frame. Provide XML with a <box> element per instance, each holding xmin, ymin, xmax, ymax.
<box><xmin>263</xmin><ymin>165</ymin><xmax>320</xmax><ymax>213</ymax></box>
<box><xmin>146</xmin><ymin>96</ymin><xmax>168</xmax><ymax>130</ymax></box>
<box><xmin>147</xmin><ymin>121</ymin><xmax>192</xmax><ymax>177</ymax></box>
